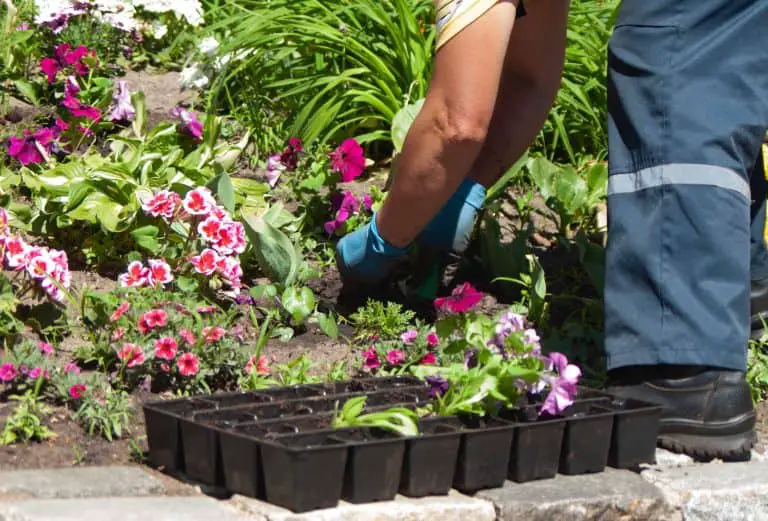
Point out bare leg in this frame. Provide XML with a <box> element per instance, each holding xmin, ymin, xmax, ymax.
<box><xmin>376</xmin><ymin>1</ymin><xmax>519</xmax><ymax>248</ymax></box>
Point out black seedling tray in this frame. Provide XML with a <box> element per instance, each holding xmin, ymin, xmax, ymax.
<box><xmin>603</xmin><ymin>397</ymin><xmax>663</xmax><ymax>468</ymax></box>
<box><xmin>447</xmin><ymin>415</ymin><xmax>517</xmax><ymax>492</ymax></box>
<box><xmin>398</xmin><ymin>418</ymin><xmax>462</xmax><ymax>498</ymax></box>
<box><xmin>259</xmin><ymin>431</ymin><xmax>349</xmax><ymax>513</ymax></box>
<box><xmin>143</xmin><ymin>381</ymin><xmax>663</xmax><ymax>512</ymax></box>
<box><xmin>558</xmin><ymin>402</ymin><xmax>615</xmax><ymax>475</ymax></box>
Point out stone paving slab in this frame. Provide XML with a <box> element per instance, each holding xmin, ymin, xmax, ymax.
<box><xmin>476</xmin><ymin>468</ymin><xmax>680</xmax><ymax>521</ymax></box>
<box><xmin>0</xmin><ymin>467</ymin><xmax>165</xmax><ymax>500</ymax></box>
<box><xmin>233</xmin><ymin>490</ymin><xmax>497</xmax><ymax>521</ymax></box>
<box><xmin>641</xmin><ymin>461</ymin><xmax>768</xmax><ymax>521</ymax></box>
<box><xmin>0</xmin><ymin>497</ymin><xmax>251</xmax><ymax>521</ymax></box>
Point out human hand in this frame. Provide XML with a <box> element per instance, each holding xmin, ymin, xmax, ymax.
<box><xmin>335</xmin><ymin>213</ymin><xmax>410</xmax><ymax>286</ymax></box>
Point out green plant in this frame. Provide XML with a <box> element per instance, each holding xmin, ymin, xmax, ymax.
<box><xmin>747</xmin><ymin>337</ymin><xmax>768</xmax><ymax>403</ymax></box>
<box><xmin>350</xmin><ymin>299</ymin><xmax>415</xmax><ymax>341</ymax></box>
<box><xmin>0</xmin><ymin>0</ymin><xmax>42</xmax><ymax>110</ymax></box>
<box><xmin>74</xmin><ymin>384</ymin><xmax>133</xmax><ymax>441</ymax></box>
<box><xmin>331</xmin><ymin>396</ymin><xmax>419</xmax><ymax>436</ymax></box>
<box><xmin>207</xmin><ymin>0</ymin><xmax>435</xmax><ymax>146</ymax></box>
<box><xmin>0</xmin><ymin>377</ymin><xmax>56</xmax><ymax>445</ymax></box>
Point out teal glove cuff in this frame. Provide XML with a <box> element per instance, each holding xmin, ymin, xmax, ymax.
<box><xmin>370</xmin><ymin>212</ymin><xmax>410</xmax><ymax>257</ymax></box>
<box><xmin>418</xmin><ymin>178</ymin><xmax>486</xmax><ymax>254</ymax></box>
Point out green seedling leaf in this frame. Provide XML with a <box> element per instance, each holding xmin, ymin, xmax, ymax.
<box><xmin>13</xmin><ymin>79</ymin><xmax>40</xmax><ymax>106</ymax></box>
<box><xmin>206</xmin><ymin>170</ymin><xmax>236</xmax><ymax>213</ymax></box>
<box><xmin>131</xmin><ymin>91</ymin><xmax>147</xmax><ymax>138</ymax></box>
<box><xmin>282</xmin><ymin>286</ymin><xmax>315</xmax><ymax>324</ymax></box>
<box><xmin>242</xmin><ymin>213</ymin><xmax>300</xmax><ymax>286</ymax></box>
<box><xmin>176</xmin><ymin>276</ymin><xmax>199</xmax><ymax>293</ymax></box>
<box><xmin>316</xmin><ymin>312</ymin><xmax>339</xmax><ymax>339</ymax></box>
<box><xmin>391</xmin><ymin>98</ymin><xmax>424</xmax><ymax>154</ymax></box>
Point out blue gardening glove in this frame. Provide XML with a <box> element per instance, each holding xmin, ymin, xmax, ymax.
<box><xmin>418</xmin><ymin>178</ymin><xmax>486</xmax><ymax>254</ymax></box>
<box><xmin>335</xmin><ymin>212</ymin><xmax>410</xmax><ymax>285</ymax></box>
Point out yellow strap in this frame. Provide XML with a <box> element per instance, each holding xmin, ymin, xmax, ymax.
<box><xmin>435</xmin><ymin>0</ymin><xmax>499</xmax><ymax>50</ymax></box>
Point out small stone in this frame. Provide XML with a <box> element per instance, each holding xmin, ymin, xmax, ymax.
<box><xmin>0</xmin><ymin>497</ymin><xmax>250</xmax><ymax>521</ymax></box>
<box><xmin>232</xmin><ymin>490</ymin><xmax>496</xmax><ymax>521</ymax></box>
<box><xmin>476</xmin><ymin>468</ymin><xmax>678</xmax><ymax>521</ymax></box>
<box><xmin>641</xmin><ymin>461</ymin><xmax>768</xmax><ymax>521</ymax></box>
<box><xmin>0</xmin><ymin>467</ymin><xmax>165</xmax><ymax>500</ymax></box>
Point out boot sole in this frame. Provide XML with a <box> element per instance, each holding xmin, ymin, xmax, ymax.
<box><xmin>657</xmin><ymin>412</ymin><xmax>757</xmax><ymax>461</ymax></box>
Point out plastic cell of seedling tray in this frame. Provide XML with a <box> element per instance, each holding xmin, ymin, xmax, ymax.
<box><xmin>259</xmin><ymin>431</ymin><xmax>349</xmax><ymax>513</ymax></box>
<box><xmin>445</xmin><ymin>415</ymin><xmax>517</xmax><ymax>492</ymax></box>
<box><xmin>219</xmin><ymin>423</ymin><xmax>270</xmax><ymax>499</ymax></box>
<box><xmin>204</xmin><ymin>391</ymin><xmax>275</xmax><ymax>407</ymax></box>
<box><xmin>603</xmin><ymin>397</ymin><xmax>662</xmax><ymax>469</ymax></box>
<box><xmin>558</xmin><ymin>402</ymin><xmax>615</xmax><ymax>475</ymax></box>
<box><xmin>143</xmin><ymin>397</ymin><xmax>218</xmax><ymax>472</ymax></box>
<box><xmin>330</xmin><ymin>427</ymin><xmax>407</xmax><ymax>504</ymax></box>
<box><xmin>253</xmin><ymin>384</ymin><xmax>332</xmax><ymax>401</ymax></box>
<box><xmin>500</xmin><ymin>408</ymin><xmax>567</xmax><ymax>483</ymax></box>
<box><xmin>399</xmin><ymin>418</ymin><xmax>462</xmax><ymax>498</ymax></box>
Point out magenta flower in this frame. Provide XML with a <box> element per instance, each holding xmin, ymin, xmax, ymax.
<box><xmin>362</xmin><ymin>347</ymin><xmax>380</xmax><ymax>370</ymax></box>
<box><xmin>38</xmin><ymin>342</ymin><xmax>55</xmax><ymax>355</ymax></box>
<box><xmin>330</xmin><ymin>138</ymin><xmax>366</xmax><ymax>182</ymax></box>
<box><xmin>324</xmin><ymin>191</ymin><xmax>360</xmax><ymax>236</ymax></box>
<box><xmin>386</xmin><ymin>350</ymin><xmax>406</xmax><ymax>366</ymax></box>
<box><xmin>434</xmin><ymin>282</ymin><xmax>483</xmax><ymax>314</ymax></box>
<box><xmin>177</xmin><ymin>352</ymin><xmax>200</xmax><ymax>377</ymax></box>
<box><xmin>419</xmin><ymin>352</ymin><xmax>437</xmax><ymax>365</ymax></box>
<box><xmin>426</xmin><ymin>332</ymin><xmax>439</xmax><ymax>348</ymax></box>
<box><xmin>65</xmin><ymin>75</ymin><xmax>80</xmax><ymax>98</ymax></box>
<box><xmin>540</xmin><ymin>352</ymin><xmax>582</xmax><ymax>416</ymax></box>
<box><xmin>171</xmin><ymin>107</ymin><xmax>203</xmax><ymax>142</ymax></box>
<box><xmin>69</xmin><ymin>383</ymin><xmax>87</xmax><ymax>400</ymax></box>
<box><xmin>40</xmin><ymin>58</ymin><xmax>59</xmax><ymax>83</ymax></box>
<box><xmin>69</xmin><ymin>104</ymin><xmax>101</xmax><ymax>122</ymax></box>
<box><xmin>362</xmin><ymin>194</ymin><xmax>373</xmax><ymax>212</ymax></box>
<box><xmin>108</xmin><ymin>81</ymin><xmax>135</xmax><ymax>122</ymax></box>
<box><xmin>64</xmin><ymin>362</ymin><xmax>80</xmax><ymax>375</ymax></box>
<box><xmin>8</xmin><ymin>128</ymin><xmax>55</xmax><ymax>165</ymax></box>
<box><xmin>279</xmin><ymin>137</ymin><xmax>303</xmax><ymax>170</ymax></box>
<box><xmin>400</xmin><ymin>330</ymin><xmax>418</xmax><ymax>344</ymax></box>
<box><xmin>28</xmin><ymin>367</ymin><xmax>44</xmax><ymax>380</ymax></box>
<box><xmin>0</xmin><ymin>363</ymin><xmax>18</xmax><ymax>382</ymax></box>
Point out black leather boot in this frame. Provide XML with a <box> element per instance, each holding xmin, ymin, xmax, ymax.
<box><xmin>606</xmin><ymin>365</ymin><xmax>756</xmax><ymax>460</ymax></box>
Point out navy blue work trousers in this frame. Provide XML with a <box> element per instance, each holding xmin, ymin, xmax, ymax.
<box><xmin>604</xmin><ymin>0</ymin><xmax>768</xmax><ymax>371</ymax></box>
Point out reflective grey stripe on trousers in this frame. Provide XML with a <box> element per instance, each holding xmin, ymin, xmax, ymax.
<box><xmin>608</xmin><ymin>164</ymin><xmax>750</xmax><ymax>201</ymax></box>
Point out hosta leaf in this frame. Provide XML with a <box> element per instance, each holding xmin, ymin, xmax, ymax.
<box><xmin>390</xmin><ymin>98</ymin><xmax>424</xmax><ymax>154</ymax></box>
<box><xmin>242</xmin><ymin>213</ymin><xmax>300</xmax><ymax>286</ymax></box>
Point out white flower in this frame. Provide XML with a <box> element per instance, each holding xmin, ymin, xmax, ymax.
<box><xmin>150</xmin><ymin>21</ymin><xmax>168</xmax><ymax>39</ymax></box>
<box><xmin>198</xmin><ymin>36</ymin><xmax>219</xmax><ymax>57</ymax></box>
<box><xmin>179</xmin><ymin>64</ymin><xmax>210</xmax><ymax>90</ymax></box>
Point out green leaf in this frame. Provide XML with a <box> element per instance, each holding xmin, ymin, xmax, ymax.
<box><xmin>274</xmin><ymin>326</ymin><xmax>294</xmax><ymax>342</ymax></box>
<box><xmin>391</xmin><ymin>98</ymin><xmax>424</xmax><ymax>153</ymax></box>
<box><xmin>131</xmin><ymin>91</ymin><xmax>147</xmax><ymax>138</ymax></box>
<box><xmin>130</xmin><ymin>225</ymin><xmax>161</xmax><ymax>254</ymax></box>
<box><xmin>282</xmin><ymin>286</ymin><xmax>315</xmax><ymax>324</ymax></box>
<box><xmin>316</xmin><ymin>312</ymin><xmax>339</xmax><ymax>339</ymax></box>
<box><xmin>250</xmin><ymin>284</ymin><xmax>278</xmax><ymax>299</ymax></box>
<box><xmin>242</xmin><ymin>213</ymin><xmax>300</xmax><ymax>286</ymax></box>
<box><xmin>206</xmin><ymin>170</ymin><xmax>236</xmax><ymax>213</ymax></box>
<box><xmin>176</xmin><ymin>276</ymin><xmax>199</xmax><ymax>293</ymax></box>
<box><xmin>13</xmin><ymin>80</ymin><xmax>40</xmax><ymax>106</ymax></box>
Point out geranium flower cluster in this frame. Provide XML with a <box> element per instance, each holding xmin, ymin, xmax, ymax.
<box><xmin>324</xmin><ymin>191</ymin><xmax>374</xmax><ymax>236</ymax></box>
<box><xmin>131</xmin><ymin>187</ymin><xmax>245</xmax><ymax>292</ymax></box>
<box><xmin>0</xmin><ymin>209</ymin><xmax>72</xmax><ymax>302</ymax></box>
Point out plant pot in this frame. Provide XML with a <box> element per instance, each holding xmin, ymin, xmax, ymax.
<box><xmin>260</xmin><ymin>431</ymin><xmax>348</xmax><ymax>513</ymax></box>
<box><xmin>219</xmin><ymin>424</ymin><xmax>269</xmax><ymax>499</ymax></box>
<box><xmin>501</xmin><ymin>409</ymin><xmax>566</xmax><ymax>483</ymax></box>
<box><xmin>558</xmin><ymin>402</ymin><xmax>615</xmax><ymax>475</ymax></box>
<box><xmin>448</xmin><ymin>415</ymin><xmax>517</xmax><ymax>492</ymax></box>
<box><xmin>179</xmin><ymin>418</ymin><xmax>231</xmax><ymax>486</ymax></box>
<box><xmin>399</xmin><ymin>418</ymin><xmax>461</xmax><ymax>497</ymax></box>
<box><xmin>205</xmin><ymin>391</ymin><xmax>275</xmax><ymax>407</ymax></box>
<box><xmin>143</xmin><ymin>398</ymin><xmax>218</xmax><ymax>472</ymax></box>
<box><xmin>255</xmin><ymin>384</ymin><xmax>332</xmax><ymax>401</ymax></box>
<box><xmin>603</xmin><ymin>397</ymin><xmax>662</xmax><ymax>469</ymax></box>
<box><xmin>331</xmin><ymin>428</ymin><xmax>406</xmax><ymax>504</ymax></box>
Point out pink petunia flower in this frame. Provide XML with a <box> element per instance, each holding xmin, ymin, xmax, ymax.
<box><xmin>64</xmin><ymin>362</ymin><xmax>80</xmax><ymax>375</ymax></box>
<box><xmin>68</xmin><ymin>383</ymin><xmax>87</xmax><ymax>400</ymax></box>
<box><xmin>434</xmin><ymin>282</ymin><xmax>483</xmax><ymax>314</ymax></box>
<box><xmin>177</xmin><ymin>352</ymin><xmax>200</xmax><ymax>377</ymax></box>
<box><xmin>329</xmin><ymin>138</ymin><xmax>366</xmax><ymax>182</ymax></box>
<box><xmin>154</xmin><ymin>337</ymin><xmax>178</xmax><ymax>361</ymax></box>
<box><xmin>138</xmin><ymin>309</ymin><xmax>168</xmax><ymax>334</ymax></box>
<box><xmin>38</xmin><ymin>342</ymin><xmax>55</xmax><ymax>355</ymax></box>
<box><xmin>170</xmin><ymin>107</ymin><xmax>203</xmax><ymax>142</ymax></box>
<box><xmin>400</xmin><ymin>330</ymin><xmax>418</xmax><ymax>344</ymax></box>
<box><xmin>419</xmin><ymin>352</ymin><xmax>437</xmax><ymax>365</ymax></box>
<box><xmin>245</xmin><ymin>355</ymin><xmax>269</xmax><ymax>375</ymax></box>
<box><xmin>112</xmin><ymin>327</ymin><xmax>126</xmax><ymax>341</ymax></box>
<box><xmin>202</xmin><ymin>326</ymin><xmax>226</xmax><ymax>343</ymax></box>
<box><xmin>110</xmin><ymin>301</ymin><xmax>130</xmax><ymax>322</ymax></box>
<box><xmin>108</xmin><ymin>80</ymin><xmax>135</xmax><ymax>122</ymax></box>
<box><xmin>426</xmin><ymin>332</ymin><xmax>439</xmax><ymax>348</ymax></box>
<box><xmin>540</xmin><ymin>352</ymin><xmax>582</xmax><ymax>416</ymax></box>
<box><xmin>8</xmin><ymin>128</ymin><xmax>55</xmax><ymax>165</ymax></box>
<box><xmin>362</xmin><ymin>347</ymin><xmax>380</xmax><ymax>370</ymax></box>
<box><xmin>40</xmin><ymin>58</ymin><xmax>59</xmax><ymax>83</ymax></box>
<box><xmin>179</xmin><ymin>328</ymin><xmax>196</xmax><ymax>345</ymax></box>
<box><xmin>117</xmin><ymin>343</ymin><xmax>145</xmax><ymax>368</ymax></box>
<box><xmin>386</xmin><ymin>350</ymin><xmax>406</xmax><ymax>366</ymax></box>
<box><xmin>27</xmin><ymin>367</ymin><xmax>44</xmax><ymax>380</ymax></box>
<box><xmin>0</xmin><ymin>363</ymin><xmax>18</xmax><ymax>382</ymax></box>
